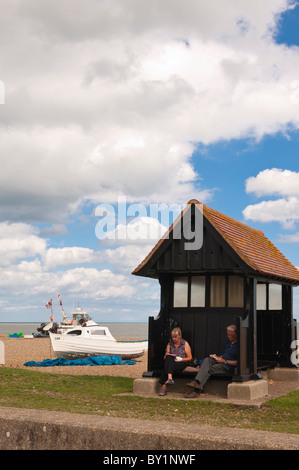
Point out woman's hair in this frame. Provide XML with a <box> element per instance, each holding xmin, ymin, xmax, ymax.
<box><xmin>171</xmin><ymin>327</ymin><xmax>182</xmax><ymax>337</ymax></box>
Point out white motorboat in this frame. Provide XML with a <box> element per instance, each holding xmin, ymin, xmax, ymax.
<box><xmin>49</xmin><ymin>323</ymin><xmax>148</xmax><ymax>360</ymax></box>
<box><xmin>38</xmin><ymin>295</ymin><xmax>98</xmax><ymax>335</ymax></box>
<box><xmin>58</xmin><ymin>304</ymin><xmax>95</xmax><ymax>331</ymax></box>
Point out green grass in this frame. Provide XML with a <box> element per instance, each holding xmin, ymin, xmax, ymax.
<box><xmin>0</xmin><ymin>367</ymin><xmax>298</xmax><ymax>434</ymax></box>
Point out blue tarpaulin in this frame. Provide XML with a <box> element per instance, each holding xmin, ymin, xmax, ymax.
<box><xmin>24</xmin><ymin>355</ymin><xmax>136</xmax><ymax>367</ymax></box>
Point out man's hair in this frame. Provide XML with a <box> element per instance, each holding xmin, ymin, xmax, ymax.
<box><xmin>227</xmin><ymin>325</ymin><xmax>237</xmax><ymax>334</ymax></box>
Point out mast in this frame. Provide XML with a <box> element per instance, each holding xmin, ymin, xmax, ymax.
<box><xmin>58</xmin><ymin>294</ymin><xmax>68</xmax><ymax>322</ymax></box>
<box><xmin>45</xmin><ymin>298</ymin><xmax>53</xmax><ymax>321</ymax></box>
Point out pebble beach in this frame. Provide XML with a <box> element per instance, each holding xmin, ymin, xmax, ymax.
<box><xmin>0</xmin><ymin>334</ymin><xmax>148</xmax><ymax>379</ymax></box>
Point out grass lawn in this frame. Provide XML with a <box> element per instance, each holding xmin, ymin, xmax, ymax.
<box><xmin>0</xmin><ymin>367</ymin><xmax>298</xmax><ymax>435</ymax></box>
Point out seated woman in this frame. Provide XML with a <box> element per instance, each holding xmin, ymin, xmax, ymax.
<box><xmin>158</xmin><ymin>327</ymin><xmax>192</xmax><ymax>396</ymax></box>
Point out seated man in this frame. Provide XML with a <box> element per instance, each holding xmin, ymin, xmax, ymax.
<box><xmin>184</xmin><ymin>324</ymin><xmax>237</xmax><ymax>398</ymax></box>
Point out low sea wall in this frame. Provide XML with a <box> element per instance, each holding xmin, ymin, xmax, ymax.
<box><xmin>0</xmin><ymin>406</ymin><xmax>298</xmax><ymax>451</ymax></box>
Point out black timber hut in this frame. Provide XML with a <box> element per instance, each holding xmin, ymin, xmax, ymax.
<box><xmin>132</xmin><ymin>200</ymin><xmax>299</xmax><ymax>381</ymax></box>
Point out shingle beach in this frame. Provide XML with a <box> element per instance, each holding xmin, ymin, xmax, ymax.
<box><xmin>0</xmin><ymin>335</ymin><xmax>147</xmax><ymax>378</ymax></box>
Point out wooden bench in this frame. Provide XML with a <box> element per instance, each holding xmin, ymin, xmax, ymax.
<box><xmin>138</xmin><ymin>365</ymin><xmax>234</xmax><ymax>397</ymax></box>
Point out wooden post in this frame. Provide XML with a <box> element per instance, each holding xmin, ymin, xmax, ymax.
<box><xmin>0</xmin><ymin>340</ymin><xmax>4</xmax><ymax>365</ymax></box>
<box><xmin>234</xmin><ymin>277</ymin><xmax>259</xmax><ymax>381</ymax></box>
<box><xmin>247</xmin><ymin>277</ymin><xmax>258</xmax><ymax>375</ymax></box>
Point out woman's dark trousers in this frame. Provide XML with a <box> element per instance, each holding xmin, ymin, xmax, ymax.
<box><xmin>159</xmin><ymin>355</ymin><xmax>186</xmax><ymax>385</ymax></box>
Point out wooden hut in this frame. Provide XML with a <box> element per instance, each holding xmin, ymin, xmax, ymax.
<box><xmin>132</xmin><ymin>200</ymin><xmax>299</xmax><ymax>382</ymax></box>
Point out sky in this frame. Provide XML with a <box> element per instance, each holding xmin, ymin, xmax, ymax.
<box><xmin>0</xmin><ymin>0</ymin><xmax>299</xmax><ymax>324</ymax></box>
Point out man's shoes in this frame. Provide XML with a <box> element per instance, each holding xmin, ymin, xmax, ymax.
<box><xmin>186</xmin><ymin>380</ymin><xmax>200</xmax><ymax>389</ymax></box>
<box><xmin>184</xmin><ymin>389</ymin><xmax>203</xmax><ymax>399</ymax></box>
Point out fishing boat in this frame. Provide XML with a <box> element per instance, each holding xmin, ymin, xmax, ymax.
<box><xmin>58</xmin><ymin>303</ymin><xmax>94</xmax><ymax>331</ymax></box>
<box><xmin>37</xmin><ymin>295</ymin><xmax>98</xmax><ymax>335</ymax></box>
<box><xmin>49</xmin><ymin>324</ymin><xmax>148</xmax><ymax>360</ymax></box>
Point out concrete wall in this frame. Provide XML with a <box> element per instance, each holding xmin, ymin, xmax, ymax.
<box><xmin>0</xmin><ymin>406</ymin><xmax>298</xmax><ymax>450</ymax></box>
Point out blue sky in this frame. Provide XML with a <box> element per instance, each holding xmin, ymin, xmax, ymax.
<box><xmin>0</xmin><ymin>1</ymin><xmax>299</xmax><ymax>324</ymax></box>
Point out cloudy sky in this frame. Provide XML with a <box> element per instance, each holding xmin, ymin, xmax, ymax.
<box><xmin>1</xmin><ymin>0</ymin><xmax>299</xmax><ymax>323</ymax></box>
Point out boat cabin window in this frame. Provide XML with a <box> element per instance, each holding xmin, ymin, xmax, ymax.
<box><xmin>90</xmin><ymin>329</ymin><xmax>107</xmax><ymax>335</ymax></box>
<box><xmin>67</xmin><ymin>329</ymin><xmax>82</xmax><ymax>335</ymax></box>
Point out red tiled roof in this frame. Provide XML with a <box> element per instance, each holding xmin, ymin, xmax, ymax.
<box><xmin>203</xmin><ymin>202</ymin><xmax>299</xmax><ymax>283</ymax></box>
<box><xmin>132</xmin><ymin>200</ymin><xmax>299</xmax><ymax>283</ymax></box>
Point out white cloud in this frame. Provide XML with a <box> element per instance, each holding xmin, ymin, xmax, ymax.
<box><xmin>0</xmin><ymin>222</ymin><xmax>141</xmax><ymax>312</ymax></box>
<box><xmin>0</xmin><ymin>219</ymin><xmax>162</xmax><ymax>323</ymax></box>
<box><xmin>243</xmin><ymin>169</ymin><xmax>299</xmax><ymax>229</ymax></box>
<box><xmin>43</xmin><ymin>246</ymin><xmax>100</xmax><ymax>270</ymax></box>
<box><xmin>39</xmin><ymin>224</ymin><xmax>69</xmax><ymax>236</ymax></box>
<box><xmin>0</xmin><ymin>262</ymin><xmax>136</xmax><ymax>300</ymax></box>
<box><xmin>243</xmin><ymin>197</ymin><xmax>299</xmax><ymax>229</ymax></box>
<box><xmin>0</xmin><ymin>222</ymin><xmax>46</xmax><ymax>265</ymax></box>
<box><xmin>1</xmin><ymin>1</ymin><xmax>299</xmax><ymax>222</ymax></box>
<box><xmin>98</xmin><ymin>244</ymin><xmax>154</xmax><ymax>272</ymax></box>
<box><xmin>278</xmin><ymin>232</ymin><xmax>299</xmax><ymax>242</ymax></box>
<box><xmin>54</xmin><ymin>267</ymin><xmax>136</xmax><ymax>300</ymax></box>
<box><xmin>245</xmin><ymin>169</ymin><xmax>299</xmax><ymax>197</ymax></box>
<box><xmin>1</xmin><ymin>1</ymin><xmax>299</xmax><ymax>320</ymax></box>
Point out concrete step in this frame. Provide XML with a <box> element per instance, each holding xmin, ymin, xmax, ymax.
<box><xmin>134</xmin><ymin>377</ymin><xmax>231</xmax><ymax>398</ymax></box>
<box><xmin>133</xmin><ymin>376</ymin><xmax>269</xmax><ymax>401</ymax></box>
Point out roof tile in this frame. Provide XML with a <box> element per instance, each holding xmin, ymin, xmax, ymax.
<box><xmin>133</xmin><ymin>201</ymin><xmax>299</xmax><ymax>283</ymax></box>
<box><xmin>203</xmin><ymin>203</ymin><xmax>299</xmax><ymax>282</ymax></box>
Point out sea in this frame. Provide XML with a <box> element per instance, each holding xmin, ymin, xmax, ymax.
<box><xmin>0</xmin><ymin>322</ymin><xmax>298</xmax><ymax>339</ymax></box>
<box><xmin>0</xmin><ymin>322</ymin><xmax>148</xmax><ymax>339</ymax></box>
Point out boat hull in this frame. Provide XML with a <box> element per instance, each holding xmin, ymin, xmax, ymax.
<box><xmin>50</xmin><ymin>333</ymin><xmax>148</xmax><ymax>360</ymax></box>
